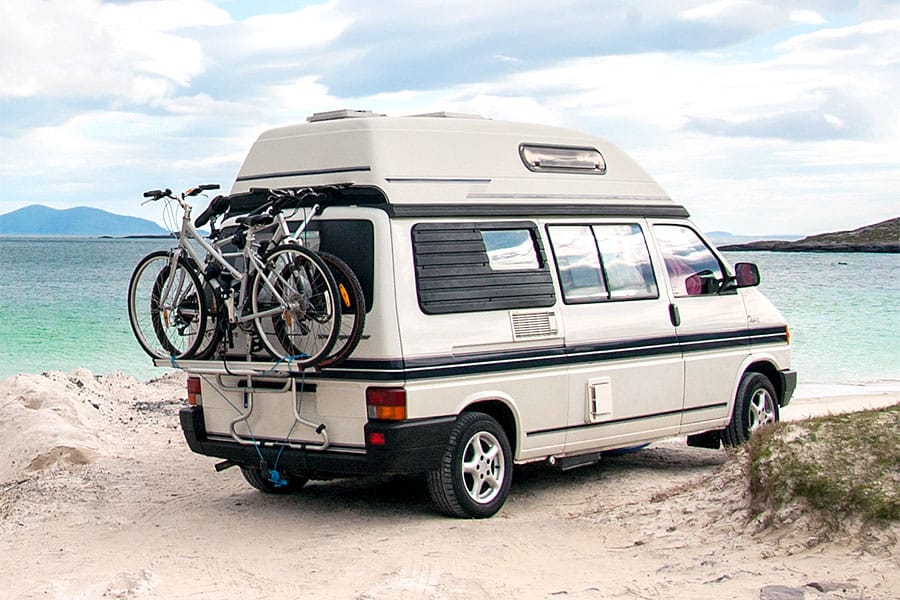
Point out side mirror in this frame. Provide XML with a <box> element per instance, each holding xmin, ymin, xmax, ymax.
<box><xmin>735</xmin><ymin>262</ymin><xmax>760</xmax><ymax>287</ymax></box>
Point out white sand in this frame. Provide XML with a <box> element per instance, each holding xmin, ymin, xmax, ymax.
<box><xmin>1</xmin><ymin>370</ymin><xmax>897</xmax><ymax>599</ymax></box>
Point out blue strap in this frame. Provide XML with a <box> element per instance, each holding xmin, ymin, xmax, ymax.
<box><xmin>267</xmin><ymin>469</ymin><xmax>289</xmax><ymax>487</ymax></box>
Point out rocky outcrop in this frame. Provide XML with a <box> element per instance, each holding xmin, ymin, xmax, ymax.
<box><xmin>721</xmin><ymin>217</ymin><xmax>899</xmax><ymax>253</ymax></box>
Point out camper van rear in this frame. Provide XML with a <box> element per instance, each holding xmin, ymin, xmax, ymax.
<box><xmin>172</xmin><ymin>111</ymin><xmax>795</xmax><ymax>518</ymax></box>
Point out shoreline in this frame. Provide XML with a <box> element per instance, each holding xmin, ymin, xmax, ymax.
<box><xmin>794</xmin><ymin>379</ymin><xmax>900</xmax><ymax>399</ymax></box>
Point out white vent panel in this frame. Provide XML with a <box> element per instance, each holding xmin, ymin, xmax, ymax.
<box><xmin>511</xmin><ymin>311</ymin><xmax>559</xmax><ymax>341</ymax></box>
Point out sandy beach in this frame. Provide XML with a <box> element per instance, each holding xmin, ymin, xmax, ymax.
<box><xmin>1</xmin><ymin>369</ymin><xmax>897</xmax><ymax>599</ymax></box>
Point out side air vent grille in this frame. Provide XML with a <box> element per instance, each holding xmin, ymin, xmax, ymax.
<box><xmin>511</xmin><ymin>311</ymin><xmax>559</xmax><ymax>340</ymax></box>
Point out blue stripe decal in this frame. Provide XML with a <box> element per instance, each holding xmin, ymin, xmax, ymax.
<box><xmin>311</xmin><ymin>326</ymin><xmax>788</xmax><ymax>382</ymax></box>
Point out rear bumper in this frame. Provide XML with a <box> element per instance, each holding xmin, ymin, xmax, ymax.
<box><xmin>179</xmin><ymin>406</ymin><xmax>454</xmax><ymax>478</ymax></box>
<box><xmin>779</xmin><ymin>369</ymin><xmax>798</xmax><ymax>407</ymax></box>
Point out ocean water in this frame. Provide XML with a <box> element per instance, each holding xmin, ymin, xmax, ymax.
<box><xmin>1</xmin><ymin>238</ymin><xmax>897</xmax><ymax>390</ymax></box>
<box><xmin>0</xmin><ymin>237</ymin><xmax>174</xmax><ymax>381</ymax></box>
<box><xmin>722</xmin><ymin>250</ymin><xmax>899</xmax><ymax>392</ymax></box>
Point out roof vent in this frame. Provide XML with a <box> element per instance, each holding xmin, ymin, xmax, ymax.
<box><xmin>409</xmin><ymin>111</ymin><xmax>486</xmax><ymax>119</ymax></box>
<box><xmin>307</xmin><ymin>109</ymin><xmax>385</xmax><ymax>123</ymax></box>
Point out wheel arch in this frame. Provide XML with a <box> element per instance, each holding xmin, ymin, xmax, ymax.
<box><xmin>742</xmin><ymin>359</ymin><xmax>786</xmax><ymax>406</ymax></box>
<box><xmin>458</xmin><ymin>395</ymin><xmax>520</xmax><ymax>458</ymax></box>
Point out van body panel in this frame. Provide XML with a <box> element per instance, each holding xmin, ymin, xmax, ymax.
<box><xmin>562</xmin><ymin>356</ymin><xmax>684</xmax><ymax>454</ymax></box>
<box><xmin>197</xmin><ymin>376</ymin><xmax>369</xmax><ymax>448</ymax></box>
<box><xmin>405</xmin><ymin>369</ymin><xmax>568</xmax><ymax>460</ymax></box>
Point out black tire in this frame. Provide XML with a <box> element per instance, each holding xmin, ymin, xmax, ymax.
<box><xmin>317</xmin><ymin>252</ymin><xmax>366</xmax><ymax>369</ymax></box>
<box><xmin>127</xmin><ymin>250</ymin><xmax>208</xmax><ymax>360</ymax></box>
<box><xmin>251</xmin><ymin>246</ymin><xmax>340</xmax><ymax>367</ymax></box>
<box><xmin>427</xmin><ymin>412</ymin><xmax>513</xmax><ymax>518</ymax></box>
<box><xmin>240</xmin><ymin>466</ymin><xmax>308</xmax><ymax>494</ymax></box>
<box><xmin>722</xmin><ymin>372</ymin><xmax>779</xmax><ymax>447</ymax></box>
<box><xmin>191</xmin><ymin>280</ymin><xmax>226</xmax><ymax>360</ymax></box>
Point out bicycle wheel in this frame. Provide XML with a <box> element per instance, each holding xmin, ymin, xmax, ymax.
<box><xmin>191</xmin><ymin>279</ymin><xmax>226</xmax><ymax>360</ymax></box>
<box><xmin>251</xmin><ymin>246</ymin><xmax>340</xmax><ymax>367</ymax></box>
<box><xmin>317</xmin><ymin>252</ymin><xmax>366</xmax><ymax>369</ymax></box>
<box><xmin>127</xmin><ymin>250</ymin><xmax>208</xmax><ymax>360</ymax></box>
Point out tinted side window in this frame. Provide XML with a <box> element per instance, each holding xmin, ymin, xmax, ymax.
<box><xmin>598</xmin><ymin>225</ymin><xmax>659</xmax><ymax>299</ymax></box>
<box><xmin>546</xmin><ymin>226</ymin><xmax>607</xmax><ymax>302</ymax></box>
<box><xmin>412</xmin><ymin>222</ymin><xmax>556</xmax><ymax>314</ymax></box>
<box><xmin>548</xmin><ymin>224</ymin><xmax>658</xmax><ymax>303</ymax></box>
<box><xmin>653</xmin><ymin>225</ymin><xmax>724</xmax><ymax>297</ymax></box>
<box><xmin>481</xmin><ymin>229</ymin><xmax>541</xmax><ymax>270</ymax></box>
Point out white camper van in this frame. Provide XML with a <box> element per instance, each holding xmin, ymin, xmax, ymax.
<box><xmin>173</xmin><ymin>110</ymin><xmax>796</xmax><ymax>518</ymax></box>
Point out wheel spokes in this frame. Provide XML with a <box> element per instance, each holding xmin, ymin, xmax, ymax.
<box><xmin>462</xmin><ymin>432</ymin><xmax>505</xmax><ymax>503</ymax></box>
<box><xmin>749</xmin><ymin>389</ymin><xmax>775</xmax><ymax>430</ymax></box>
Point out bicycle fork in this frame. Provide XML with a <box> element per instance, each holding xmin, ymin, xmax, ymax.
<box><xmin>157</xmin><ymin>250</ymin><xmax>194</xmax><ymax>334</ymax></box>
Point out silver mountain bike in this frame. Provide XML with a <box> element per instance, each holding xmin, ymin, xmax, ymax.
<box><xmin>127</xmin><ymin>185</ymin><xmax>340</xmax><ymax>367</ymax></box>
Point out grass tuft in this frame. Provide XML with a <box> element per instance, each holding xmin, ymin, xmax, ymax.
<box><xmin>746</xmin><ymin>404</ymin><xmax>900</xmax><ymax>525</ymax></box>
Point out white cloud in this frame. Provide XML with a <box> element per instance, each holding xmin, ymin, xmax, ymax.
<box><xmin>680</xmin><ymin>0</ymin><xmax>779</xmax><ymax>25</ymax></box>
<box><xmin>790</xmin><ymin>9</ymin><xmax>826</xmax><ymax>25</ymax></box>
<box><xmin>0</xmin><ymin>0</ymin><xmax>229</xmax><ymax>99</ymax></box>
<box><xmin>99</xmin><ymin>0</ymin><xmax>232</xmax><ymax>31</ymax></box>
<box><xmin>776</xmin><ymin>18</ymin><xmax>900</xmax><ymax>67</ymax></box>
<box><xmin>237</xmin><ymin>1</ymin><xmax>350</xmax><ymax>51</ymax></box>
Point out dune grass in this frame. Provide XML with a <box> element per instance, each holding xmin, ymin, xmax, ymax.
<box><xmin>746</xmin><ymin>403</ymin><xmax>900</xmax><ymax>525</ymax></box>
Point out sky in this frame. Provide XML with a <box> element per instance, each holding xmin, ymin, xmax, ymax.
<box><xmin>1</xmin><ymin>0</ymin><xmax>899</xmax><ymax>236</ymax></box>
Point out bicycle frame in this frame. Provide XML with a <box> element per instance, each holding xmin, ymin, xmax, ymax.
<box><xmin>157</xmin><ymin>196</ymin><xmax>296</xmax><ymax>326</ymax></box>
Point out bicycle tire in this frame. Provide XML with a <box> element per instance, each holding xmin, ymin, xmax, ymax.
<box><xmin>317</xmin><ymin>252</ymin><xmax>366</xmax><ymax>369</ymax></box>
<box><xmin>192</xmin><ymin>279</ymin><xmax>226</xmax><ymax>360</ymax></box>
<box><xmin>128</xmin><ymin>250</ymin><xmax>208</xmax><ymax>360</ymax></box>
<box><xmin>251</xmin><ymin>246</ymin><xmax>340</xmax><ymax>367</ymax></box>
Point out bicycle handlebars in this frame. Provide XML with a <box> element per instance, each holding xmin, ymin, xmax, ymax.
<box><xmin>142</xmin><ymin>183</ymin><xmax>219</xmax><ymax>202</ymax></box>
<box><xmin>186</xmin><ymin>183</ymin><xmax>220</xmax><ymax>197</ymax></box>
<box><xmin>143</xmin><ymin>188</ymin><xmax>172</xmax><ymax>200</ymax></box>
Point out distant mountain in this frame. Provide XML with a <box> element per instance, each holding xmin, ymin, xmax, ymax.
<box><xmin>0</xmin><ymin>205</ymin><xmax>168</xmax><ymax>236</ymax></box>
<box><xmin>719</xmin><ymin>217</ymin><xmax>900</xmax><ymax>253</ymax></box>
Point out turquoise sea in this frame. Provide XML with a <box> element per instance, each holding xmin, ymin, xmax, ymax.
<box><xmin>1</xmin><ymin>237</ymin><xmax>898</xmax><ymax>393</ymax></box>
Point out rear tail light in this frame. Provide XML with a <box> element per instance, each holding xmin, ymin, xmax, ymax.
<box><xmin>187</xmin><ymin>376</ymin><xmax>202</xmax><ymax>406</ymax></box>
<box><xmin>366</xmin><ymin>387</ymin><xmax>407</xmax><ymax>420</ymax></box>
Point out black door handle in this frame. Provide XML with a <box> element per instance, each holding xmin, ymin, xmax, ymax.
<box><xmin>669</xmin><ymin>303</ymin><xmax>681</xmax><ymax>327</ymax></box>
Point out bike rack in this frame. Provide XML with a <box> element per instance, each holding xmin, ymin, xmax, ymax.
<box><xmin>221</xmin><ymin>374</ymin><xmax>330</xmax><ymax>451</ymax></box>
<box><xmin>154</xmin><ymin>358</ymin><xmax>304</xmax><ymax>376</ymax></box>
<box><xmin>158</xmin><ymin>359</ymin><xmax>331</xmax><ymax>452</ymax></box>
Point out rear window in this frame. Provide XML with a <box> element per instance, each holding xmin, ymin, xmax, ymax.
<box><xmin>298</xmin><ymin>219</ymin><xmax>375</xmax><ymax>312</ymax></box>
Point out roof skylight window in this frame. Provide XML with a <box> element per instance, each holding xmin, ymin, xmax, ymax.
<box><xmin>519</xmin><ymin>144</ymin><xmax>606</xmax><ymax>174</ymax></box>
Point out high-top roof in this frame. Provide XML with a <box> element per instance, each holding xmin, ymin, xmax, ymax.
<box><xmin>231</xmin><ymin>111</ymin><xmax>675</xmax><ymax>210</ymax></box>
